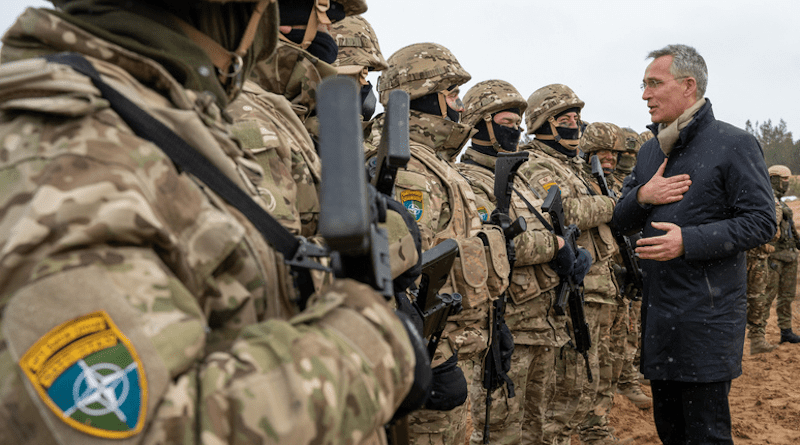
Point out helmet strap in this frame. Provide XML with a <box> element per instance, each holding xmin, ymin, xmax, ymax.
<box><xmin>173</xmin><ymin>0</ymin><xmax>270</xmax><ymax>98</ymax></box>
<box><xmin>535</xmin><ymin>116</ymin><xmax>582</xmax><ymax>150</ymax></box>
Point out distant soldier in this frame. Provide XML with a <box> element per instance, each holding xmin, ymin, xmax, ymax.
<box><xmin>518</xmin><ymin>85</ymin><xmax>621</xmax><ymax>445</ymax></box>
<box><xmin>764</xmin><ymin>165</ymin><xmax>800</xmax><ymax>344</ymax></box>
<box><xmin>456</xmin><ymin>80</ymin><xmax>591</xmax><ymax>444</ymax></box>
<box><xmin>746</xmin><ymin>194</ymin><xmax>782</xmax><ymax>354</ymax></box>
<box><xmin>369</xmin><ymin>43</ymin><xmax>512</xmax><ymax>445</ymax></box>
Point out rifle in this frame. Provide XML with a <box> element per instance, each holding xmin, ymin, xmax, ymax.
<box><xmin>317</xmin><ymin>77</ymin><xmax>394</xmax><ymax>298</ymax></box>
<box><xmin>371</xmin><ymin>90</ymin><xmax>411</xmax><ymax>196</ymax></box>
<box><xmin>415</xmin><ymin>239</ymin><xmax>463</xmax><ymax>359</ymax></box>
<box><xmin>542</xmin><ymin>185</ymin><xmax>593</xmax><ymax>382</ymax></box>
<box><xmin>590</xmin><ymin>155</ymin><xmax>643</xmax><ymax>301</ymax></box>
<box><xmin>482</xmin><ymin>152</ymin><xmax>528</xmax><ymax>444</ymax></box>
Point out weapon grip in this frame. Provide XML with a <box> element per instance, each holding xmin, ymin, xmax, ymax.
<box><xmin>372</xmin><ymin>90</ymin><xmax>410</xmax><ymax>195</ymax></box>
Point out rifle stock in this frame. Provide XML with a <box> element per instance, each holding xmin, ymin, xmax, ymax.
<box><xmin>542</xmin><ymin>185</ymin><xmax>593</xmax><ymax>382</ymax></box>
<box><xmin>372</xmin><ymin>90</ymin><xmax>411</xmax><ymax>196</ymax></box>
<box><xmin>590</xmin><ymin>155</ymin><xmax>643</xmax><ymax>301</ymax></box>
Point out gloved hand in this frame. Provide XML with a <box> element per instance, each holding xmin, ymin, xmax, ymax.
<box><xmin>424</xmin><ymin>352</ymin><xmax>468</xmax><ymax>411</ymax></box>
<box><xmin>549</xmin><ymin>243</ymin><xmax>592</xmax><ymax>284</ymax></box>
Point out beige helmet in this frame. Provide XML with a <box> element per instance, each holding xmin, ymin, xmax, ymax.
<box><xmin>620</xmin><ymin>127</ymin><xmax>643</xmax><ymax>154</ymax></box>
<box><xmin>580</xmin><ymin>122</ymin><xmax>624</xmax><ymax>154</ymax></box>
<box><xmin>461</xmin><ymin>79</ymin><xmax>527</xmax><ymax>127</ymax></box>
<box><xmin>332</xmin><ymin>15</ymin><xmax>388</xmax><ymax>75</ymax></box>
<box><xmin>378</xmin><ymin>42</ymin><xmax>471</xmax><ymax>105</ymax></box>
<box><xmin>639</xmin><ymin>129</ymin><xmax>655</xmax><ymax>143</ymax></box>
<box><xmin>769</xmin><ymin>165</ymin><xmax>792</xmax><ymax>177</ymax></box>
<box><xmin>524</xmin><ymin>83</ymin><xmax>585</xmax><ymax>135</ymax></box>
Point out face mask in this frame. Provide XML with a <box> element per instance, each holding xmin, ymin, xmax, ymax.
<box><xmin>361</xmin><ymin>82</ymin><xmax>377</xmax><ymax>121</ymax></box>
<box><xmin>492</xmin><ymin>122</ymin><xmax>521</xmax><ymax>152</ymax></box>
<box><xmin>282</xmin><ymin>28</ymin><xmax>338</xmax><ymax>64</ymax></box>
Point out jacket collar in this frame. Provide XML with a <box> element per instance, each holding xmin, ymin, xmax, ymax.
<box><xmin>647</xmin><ymin>98</ymin><xmax>715</xmax><ymax>154</ymax></box>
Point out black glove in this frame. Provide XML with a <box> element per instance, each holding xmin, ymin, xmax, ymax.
<box><xmin>391</xmin><ymin>310</ymin><xmax>432</xmax><ymax>420</ymax></box>
<box><xmin>498</xmin><ymin>321</ymin><xmax>514</xmax><ymax>375</ymax></box>
<box><xmin>424</xmin><ymin>352</ymin><xmax>468</xmax><ymax>411</ymax></box>
<box><xmin>550</xmin><ymin>242</ymin><xmax>577</xmax><ymax>277</ymax></box>
<box><xmin>571</xmin><ymin>247</ymin><xmax>592</xmax><ymax>283</ymax></box>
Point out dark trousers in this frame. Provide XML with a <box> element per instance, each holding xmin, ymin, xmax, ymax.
<box><xmin>650</xmin><ymin>380</ymin><xmax>733</xmax><ymax>445</ymax></box>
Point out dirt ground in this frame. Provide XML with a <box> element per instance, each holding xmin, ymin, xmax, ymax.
<box><xmin>606</xmin><ymin>198</ymin><xmax>800</xmax><ymax>445</ymax></box>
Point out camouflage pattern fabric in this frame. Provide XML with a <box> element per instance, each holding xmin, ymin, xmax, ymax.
<box><xmin>0</xmin><ymin>8</ymin><xmax>416</xmax><ymax>445</ymax></box>
<box><xmin>747</xmin><ymin>194</ymin><xmax>783</xmax><ymax>337</ymax></box>
<box><xmin>457</xmin><ymin>147</ymin><xmax>568</xmax><ymax>444</ymax></box>
<box><xmin>460</xmin><ymin>80</ymin><xmax>528</xmax><ymax>128</ymax></box>
<box><xmin>579</xmin><ymin>122</ymin><xmax>624</xmax><ymax>155</ymax></box>
<box><xmin>518</xmin><ymin>139</ymin><xmax>618</xmax><ymax>443</ymax></box>
<box><xmin>617</xmin><ymin>299</ymin><xmax>643</xmax><ymax>389</ymax></box>
<box><xmin>332</xmin><ymin>15</ymin><xmax>389</xmax><ymax>71</ymax></box>
<box><xmin>366</xmin><ymin>111</ymin><xmax>506</xmax><ymax>445</ymax></box>
<box><xmin>377</xmin><ymin>43</ymin><xmax>471</xmax><ymax>104</ymax></box>
<box><xmin>764</xmin><ymin>198</ymin><xmax>799</xmax><ymax>330</ymax></box>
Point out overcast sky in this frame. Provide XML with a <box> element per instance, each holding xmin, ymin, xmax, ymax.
<box><xmin>4</xmin><ymin>1</ymin><xmax>799</xmax><ymax>137</ymax></box>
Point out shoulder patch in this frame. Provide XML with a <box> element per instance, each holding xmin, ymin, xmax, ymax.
<box><xmin>400</xmin><ymin>189</ymin><xmax>424</xmax><ymax>221</ymax></box>
<box><xmin>19</xmin><ymin>311</ymin><xmax>147</xmax><ymax>439</ymax></box>
<box><xmin>537</xmin><ymin>174</ymin><xmax>557</xmax><ymax>192</ymax></box>
<box><xmin>477</xmin><ymin>206</ymin><xmax>489</xmax><ymax>222</ymax></box>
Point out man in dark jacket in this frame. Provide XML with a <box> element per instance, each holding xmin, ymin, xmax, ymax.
<box><xmin>612</xmin><ymin>44</ymin><xmax>776</xmax><ymax>445</ymax></box>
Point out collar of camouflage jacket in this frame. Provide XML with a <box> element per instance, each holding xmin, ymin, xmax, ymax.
<box><xmin>407</xmin><ymin>110</ymin><xmax>476</xmax><ymax>162</ymax></box>
<box><xmin>248</xmin><ymin>41</ymin><xmax>339</xmax><ymax>121</ymax></box>
<box><xmin>4</xmin><ymin>3</ymin><xmax>278</xmax><ymax>109</ymax></box>
<box><xmin>461</xmin><ymin>147</ymin><xmax>497</xmax><ymax>171</ymax></box>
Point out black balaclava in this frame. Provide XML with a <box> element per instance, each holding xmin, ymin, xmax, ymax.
<box><xmin>409</xmin><ymin>85</ymin><xmax>461</xmax><ymax>123</ymax></box>
<box><xmin>277</xmin><ymin>0</ymin><xmax>346</xmax><ymax>64</ymax></box>
<box><xmin>471</xmin><ymin>108</ymin><xmax>521</xmax><ymax>155</ymax></box>
<box><xmin>535</xmin><ymin>107</ymin><xmax>582</xmax><ymax>157</ymax></box>
<box><xmin>360</xmin><ymin>81</ymin><xmax>377</xmax><ymax>121</ymax></box>
<box><xmin>772</xmin><ymin>176</ymin><xmax>789</xmax><ymax>197</ymax></box>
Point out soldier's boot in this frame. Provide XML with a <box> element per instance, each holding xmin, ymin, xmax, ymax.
<box><xmin>617</xmin><ymin>383</ymin><xmax>652</xmax><ymax>409</ymax></box>
<box><xmin>780</xmin><ymin>328</ymin><xmax>800</xmax><ymax>343</ymax></box>
<box><xmin>749</xmin><ymin>336</ymin><xmax>778</xmax><ymax>354</ymax></box>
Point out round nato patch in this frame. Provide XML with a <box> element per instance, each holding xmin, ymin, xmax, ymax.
<box><xmin>19</xmin><ymin>311</ymin><xmax>147</xmax><ymax>439</ymax></box>
<box><xmin>401</xmin><ymin>190</ymin><xmax>424</xmax><ymax>221</ymax></box>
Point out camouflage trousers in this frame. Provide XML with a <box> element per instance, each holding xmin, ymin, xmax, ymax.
<box><xmin>407</xmin><ymin>357</ymin><xmax>476</xmax><ymax>445</ymax></box>
<box><xmin>576</xmin><ymin>301</ymin><xmax>622</xmax><ymax>443</ymax></box>
<box><xmin>543</xmin><ymin>302</ymin><xmax>614</xmax><ymax>444</ymax></box>
<box><xmin>617</xmin><ymin>299</ymin><xmax>642</xmax><ymax>387</ymax></box>
<box><xmin>765</xmin><ymin>256</ymin><xmax>798</xmax><ymax>330</ymax></box>
<box><xmin>746</xmin><ymin>253</ymin><xmax>772</xmax><ymax>336</ymax></box>
<box><xmin>468</xmin><ymin>344</ymin><xmax>557</xmax><ymax>445</ymax></box>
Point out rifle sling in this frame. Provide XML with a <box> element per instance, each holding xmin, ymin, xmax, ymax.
<box><xmin>511</xmin><ymin>185</ymin><xmax>554</xmax><ymax>233</ymax></box>
<box><xmin>44</xmin><ymin>53</ymin><xmax>321</xmax><ymax>294</ymax></box>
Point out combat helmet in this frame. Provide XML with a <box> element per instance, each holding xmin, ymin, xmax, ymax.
<box><xmin>524</xmin><ymin>83</ymin><xmax>585</xmax><ymax>135</ymax></box>
<box><xmin>769</xmin><ymin>165</ymin><xmax>792</xmax><ymax>178</ymax></box>
<box><xmin>580</xmin><ymin>122</ymin><xmax>624</xmax><ymax>154</ymax></box>
<box><xmin>616</xmin><ymin>127</ymin><xmax>642</xmax><ymax>174</ymax></box>
<box><xmin>332</xmin><ymin>15</ymin><xmax>388</xmax><ymax>73</ymax></box>
<box><xmin>378</xmin><ymin>42</ymin><xmax>471</xmax><ymax>105</ymax></box>
<box><xmin>461</xmin><ymin>79</ymin><xmax>527</xmax><ymax>152</ymax></box>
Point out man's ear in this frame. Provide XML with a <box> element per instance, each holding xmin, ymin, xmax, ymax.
<box><xmin>683</xmin><ymin>77</ymin><xmax>697</xmax><ymax>98</ymax></box>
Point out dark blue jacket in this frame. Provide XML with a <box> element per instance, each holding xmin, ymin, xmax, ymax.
<box><xmin>613</xmin><ymin>100</ymin><xmax>776</xmax><ymax>382</ymax></box>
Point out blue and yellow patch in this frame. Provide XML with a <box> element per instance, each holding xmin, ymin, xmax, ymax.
<box><xmin>477</xmin><ymin>206</ymin><xmax>489</xmax><ymax>222</ymax></box>
<box><xmin>537</xmin><ymin>175</ymin><xmax>557</xmax><ymax>192</ymax></box>
<box><xmin>401</xmin><ymin>190</ymin><xmax>424</xmax><ymax>221</ymax></box>
<box><xmin>20</xmin><ymin>311</ymin><xmax>147</xmax><ymax>439</ymax></box>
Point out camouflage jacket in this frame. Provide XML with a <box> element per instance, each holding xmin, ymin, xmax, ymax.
<box><xmin>519</xmin><ymin>140</ymin><xmax>619</xmax><ymax>304</ymax></box>
<box><xmin>366</xmin><ymin>111</ymin><xmax>510</xmax><ymax>361</ymax></box>
<box><xmin>770</xmin><ymin>193</ymin><xmax>800</xmax><ymax>262</ymax></box>
<box><xmin>0</xmin><ymin>8</ymin><xmax>414</xmax><ymax>445</ymax></box>
<box><xmin>457</xmin><ymin>148</ymin><xmax>568</xmax><ymax>347</ymax></box>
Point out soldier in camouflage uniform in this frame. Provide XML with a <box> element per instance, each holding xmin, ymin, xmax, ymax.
<box><xmin>610</xmin><ymin>127</ymin><xmax>651</xmax><ymax>407</ymax></box>
<box><xmin>456</xmin><ymin>80</ymin><xmax>591</xmax><ymax>444</ymax></box>
<box><xmin>762</xmin><ymin>165</ymin><xmax>800</xmax><ymax>344</ymax></box>
<box><xmin>366</xmin><ymin>43</ymin><xmax>513</xmax><ymax>445</ymax></box>
<box><xmin>517</xmin><ymin>85</ymin><xmax>623</xmax><ymax>445</ymax></box>
<box><xmin>0</xmin><ymin>1</ymin><xmax>423</xmax><ymax>444</ymax></box>
<box><xmin>580</xmin><ymin>123</ymin><xmax>652</xmax><ymax>416</ymax></box>
<box><xmin>746</xmin><ymin>196</ymin><xmax>782</xmax><ymax>354</ymax></box>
